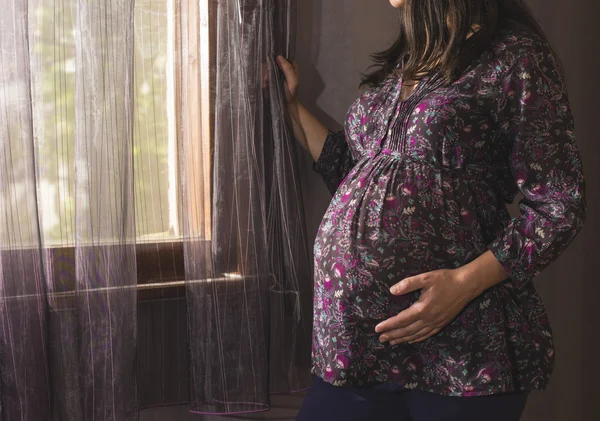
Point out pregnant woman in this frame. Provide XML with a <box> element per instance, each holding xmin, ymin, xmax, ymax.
<box><xmin>279</xmin><ymin>0</ymin><xmax>586</xmax><ymax>420</ymax></box>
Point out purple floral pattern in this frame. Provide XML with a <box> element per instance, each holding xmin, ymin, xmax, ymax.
<box><xmin>310</xmin><ymin>23</ymin><xmax>586</xmax><ymax>396</ymax></box>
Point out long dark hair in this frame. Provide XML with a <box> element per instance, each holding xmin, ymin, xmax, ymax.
<box><xmin>359</xmin><ymin>0</ymin><xmax>558</xmax><ymax>88</ymax></box>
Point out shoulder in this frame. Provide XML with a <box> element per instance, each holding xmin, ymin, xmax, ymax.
<box><xmin>489</xmin><ymin>21</ymin><xmax>558</xmax><ymax>71</ymax></box>
<box><xmin>480</xmin><ymin>20</ymin><xmax>565</xmax><ymax>89</ymax></box>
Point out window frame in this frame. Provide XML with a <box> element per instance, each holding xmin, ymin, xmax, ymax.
<box><xmin>36</xmin><ymin>0</ymin><xmax>217</xmax><ymax>305</ymax></box>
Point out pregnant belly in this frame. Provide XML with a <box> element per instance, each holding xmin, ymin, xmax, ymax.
<box><xmin>313</xmin><ymin>157</ymin><xmax>487</xmax><ymax>335</ymax></box>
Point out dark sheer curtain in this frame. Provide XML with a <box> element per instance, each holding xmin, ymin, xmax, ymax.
<box><xmin>0</xmin><ymin>0</ymin><xmax>312</xmax><ymax>419</ymax></box>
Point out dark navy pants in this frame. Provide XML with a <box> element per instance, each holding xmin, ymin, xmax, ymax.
<box><xmin>296</xmin><ymin>375</ymin><xmax>530</xmax><ymax>421</ymax></box>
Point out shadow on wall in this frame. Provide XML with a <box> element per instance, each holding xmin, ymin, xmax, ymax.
<box><xmin>297</xmin><ymin>0</ymin><xmax>399</xmax><ymax>237</ymax></box>
<box><xmin>294</xmin><ymin>0</ymin><xmax>330</xmax><ymax>129</ymax></box>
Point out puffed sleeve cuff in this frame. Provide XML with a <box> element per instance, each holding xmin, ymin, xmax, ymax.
<box><xmin>312</xmin><ymin>129</ymin><xmax>344</xmax><ymax>173</ymax></box>
<box><xmin>486</xmin><ymin>231</ymin><xmax>535</xmax><ymax>290</ymax></box>
<box><xmin>485</xmin><ymin>190</ymin><xmax>586</xmax><ymax>292</ymax></box>
<box><xmin>312</xmin><ymin>129</ymin><xmax>356</xmax><ymax>196</ymax></box>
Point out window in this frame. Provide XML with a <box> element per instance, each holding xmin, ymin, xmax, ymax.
<box><xmin>32</xmin><ymin>0</ymin><xmax>216</xmax><ymax>301</ymax></box>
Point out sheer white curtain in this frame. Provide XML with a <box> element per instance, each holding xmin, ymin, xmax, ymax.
<box><xmin>0</xmin><ymin>0</ymin><xmax>311</xmax><ymax>419</ymax></box>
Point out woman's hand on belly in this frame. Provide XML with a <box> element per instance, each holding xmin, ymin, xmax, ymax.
<box><xmin>373</xmin><ymin>268</ymin><xmax>469</xmax><ymax>345</ymax></box>
<box><xmin>374</xmin><ymin>250</ymin><xmax>510</xmax><ymax>345</ymax></box>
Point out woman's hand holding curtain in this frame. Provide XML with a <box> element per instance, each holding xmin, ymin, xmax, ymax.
<box><xmin>275</xmin><ymin>55</ymin><xmax>330</xmax><ymax>164</ymax></box>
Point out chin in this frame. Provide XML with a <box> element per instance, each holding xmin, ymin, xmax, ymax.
<box><xmin>389</xmin><ymin>0</ymin><xmax>405</xmax><ymax>8</ymax></box>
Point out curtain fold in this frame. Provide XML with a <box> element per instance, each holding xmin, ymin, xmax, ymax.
<box><xmin>0</xmin><ymin>0</ymin><xmax>311</xmax><ymax>418</ymax></box>
<box><xmin>185</xmin><ymin>0</ymin><xmax>311</xmax><ymax>413</ymax></box>
<box><xmin>1</xmin><ymin>1</ymin><xmax>52</xmax><ymax>419</ymax></box>
<box><xmin>72</xmin><ymin>0</ymin><xmax>138</xmax><ymax>419</ymax></box>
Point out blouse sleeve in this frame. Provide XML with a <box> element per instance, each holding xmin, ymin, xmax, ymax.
<box><xmin>312</xmin><ymin>129</ymin><xmax>357</xmax><ymax>196</ymax></box>
<box><xmin>486</xmin><ymin>41</ymin><xmax>587</xmax><ymax>291</ymax></box>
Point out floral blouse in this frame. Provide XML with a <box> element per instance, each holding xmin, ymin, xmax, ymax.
<box><xmin>310</xmin><ymin>23</ymin><xmax>586</xmax><ymax>396</ymax></box>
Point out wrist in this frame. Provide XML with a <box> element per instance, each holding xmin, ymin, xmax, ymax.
<box><xmin>287</xmin><ymin>97</ymin><xmax>300</xmax><ymax>109</ymax></box>
<box><xmin>453</xmin><ymin>264</ymin><xmax>486</xmax><ymax>301</ymax></box>
<box><xmin>287</xmin><ymin>98</ymin><xmax>300</xmax><ymax>117</ymax></box>
<box><xmin>453</xmin><ymin>250</ymin><xmax>511</xmax><ymax>301</ymax></box>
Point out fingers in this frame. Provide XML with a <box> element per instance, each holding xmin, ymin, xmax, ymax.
<box><xmin>406</xmin><ymin>327</ymin><xmax>441</xmax><ymax>344</ymax></box>
<box><xmin>276</xmin><ymin>55</ymin><xmax>299</xmax><ymax>103</ymax></box>
<box><xmin>381</xmin><ymin>325</ymin><xmax>442</xmax><ymax>345</ymax></box>
<box><xmin>277</xmin><ymin>55</ymin><xmax>298</xmax><ymax>83</ymax></box>
<box><xmin>390</xmin><ymin>273</ymin><xmax>428</xmax><ymax>295</ymax></box>
<box><xmin>379</xmin><ymin>320</ymin><xmax>426</xmax><ymax>343</ymax></box>
<box><xmin>390</xmin><ymin>326</ymin><xmax>433</xmax><ymax>345</ymax></box>
<box><xmin>374</xmin><ymin>302</ymin><xmax>424</xmax><ymax>333</ymax></box>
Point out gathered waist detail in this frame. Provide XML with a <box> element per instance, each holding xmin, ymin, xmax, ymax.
<box><xmin>363</xmin><ymin>147</ymin><xmax>489</xmax><ymax>179</ymax></box>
